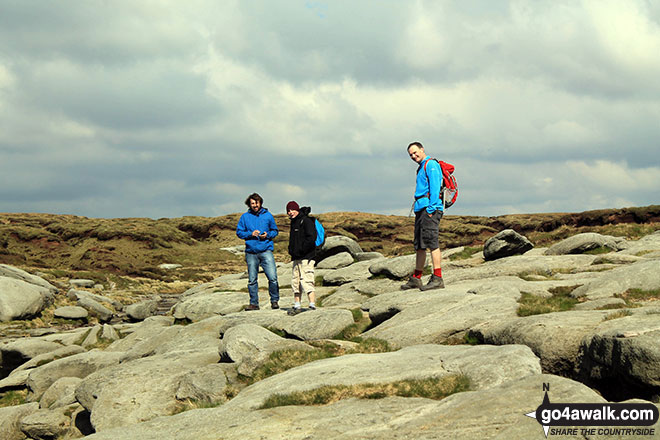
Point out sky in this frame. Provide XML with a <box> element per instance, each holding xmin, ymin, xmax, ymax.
<box><xmin>0</xmin><ymin>0</ymin><xmax>659</xmax><ymax>219</ymax></box>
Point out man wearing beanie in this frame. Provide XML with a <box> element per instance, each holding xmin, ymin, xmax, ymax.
<box><xmin>286</xmin><ymin>201</ymin><xmax>317</xmax><ymax>315</ymax></box>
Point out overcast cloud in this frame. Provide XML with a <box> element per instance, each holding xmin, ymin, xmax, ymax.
<box><xmin>0</xmin><ymin>0</ymin><xmax>658</xmax><ymax>218</ymax></box>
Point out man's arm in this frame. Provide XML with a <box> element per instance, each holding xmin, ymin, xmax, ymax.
<box><xmin>266</xmin><ymin>213</ymin><xmax>279</xmax><ymax>240</ymax></box>
<box><xmin>236</xmin><ymin>215</ymin><xmax>253</xmax><ymax>240</ymax></box>
<box><xmin>301</xmin><ymin>217</ymin><xmax>317</xmax><ymax>254</ymax></box>
<box><xmin>426</xmin><ymin>161</ymin><xmax>442</xmax><ymax>214</ymax></box>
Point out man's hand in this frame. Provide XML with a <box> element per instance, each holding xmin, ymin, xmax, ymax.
<box><xmin>259</xmin><ymin>232</ymin><xmax>268</xmax><ymax>239</ymax></box>
<box><xmin>252</xmin><ymin>230</ymin><xmax>261</xmax><ymax>237</ymax></box>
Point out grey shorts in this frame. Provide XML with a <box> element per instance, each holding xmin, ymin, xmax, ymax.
<box><xmin>414</xmin><ymin>210</ymin><xmax>442</xmax><ymax>250</ymax></box>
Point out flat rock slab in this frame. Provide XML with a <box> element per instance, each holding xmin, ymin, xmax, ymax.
<box><xmin>571</xmin><ymin>260</ymin><xmax>660</xmax><ymax>300</ymax></box>
<box><xmin>171</xmin><ymin>291</ymin><xmax>249</xmax><ymax>322</ymax></box>
<box><xmin>226</xmin><ymin>344</ymin><xmax>541</xmax><ymax>411</ymax></box>
<box><xmin>362</xmin><ymin>290</ymin><xmax>519</xmax><ymax>348</ymax></box>
<box><xmin>79</xmin><ymin>353</ymin><xmax>555</xmax><ymax>440</ymax></box>
<box><xmin>270</xmin><ymin>308</ymin><xmax>356</xmax><ymax>340</ymax></box>
<box><xmin>53</xmin><ymin>306</ymin><xmax>89</xmax><ymax>320</ymax></box>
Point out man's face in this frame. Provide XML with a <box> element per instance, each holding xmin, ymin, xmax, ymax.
<box><xmin>287</xmin><ymin>209</ymin><xmax>299</xmax><ymax>219</ymax></box>
<box><xmin>408</xmin><ymin>145</ymin><xmax>426</xmax><ymax>164</ymax></box>
<box><xmin>250</xmin><ymin>199</ymin><xmax>262</xmax><ymax>213</ymax></box>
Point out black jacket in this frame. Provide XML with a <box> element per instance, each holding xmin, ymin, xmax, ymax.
<box><xmin>288</xmin><ymin>207</ymin><xmax>317</xmax><ymax>261</ymax></box>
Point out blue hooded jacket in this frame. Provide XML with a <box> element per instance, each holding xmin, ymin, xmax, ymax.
<box><xmin>236</xmin><ymin>207</ymin><xmax>279</xmax><ymax>254</ymax></box>
<box><xmin>414</xmin><ymin>157</ymin><xmax>443</xmax><ymax>214</ymax></box>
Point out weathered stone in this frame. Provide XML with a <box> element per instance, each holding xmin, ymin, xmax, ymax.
<box><xmin>362</xmin><ymin>289</ymin><xmax>519</xmax><ymax>348</ymax></box>
<box><xmin>27</xmin><ymin>350</ymin><xmax>124</xmax><ymax>399</ymax></box>
<box><xmin>67</xmin><ymin>289</ymin><xmax>123</xmax><ymax>311</ymax></box>
<box><xmin>53</xmin><ymin>306</ymin><xmax>88</xmax><ymax>320</ymax></box>
<box><xmin>580</xmin><ymin>313</ymin><xmax>660</xmax><ymax>400</ymax></box>
<box><xmin>219</xmin><ymin>324</ymin><xmax>313</xmax><ymax>376</ymax></box>
<box><xmin>76</xmin><ymin>349</ymin><xmax>220</xmax><ymax>431</ymax></box>
<box><xmin>470</xmin><ymin>310</ymin><xmax>610</xmax><ymax>377</ymax></box>
<box><xmin>175</xmin><ymin>364</ymin><xmax>233</xmax><ymax>404</ymax></box>
<box><xmin>158</xmin><ymin>263</ymin><xmax>182</xmax><ymax>270</ymax></box>
<box><xmin>368</xmin><ymin>254</ymin><xmax>419</xmax><ymax>279</ymax></box>
<box><xmin>39</xmin><ymin>377</ymin><xmax>82</xmax><ymax>409</ymax></box>
<box><xmin>77</xmin><ymin>297</ymin><xmax>114</xmax><ymax>322</ymax></box>
<box><xmin>316</xmin><ymin>236</ymin><xmax>363</xmax><ymax>262</ymax></box>
<box><xmin>0</xmin><ymin>264</ymin><xmax>57</xmax><ymax>293</ymax></box>
<box><xmin>571</xmin><ymin>260</ymin><xmax>660</xmax><ymax>300</ymax></box>
<box><xmin>316</xmin><ymin>252</ymin><xmax>354</xmax><ymax>269</ymax></box>
<box><xmin>69</xmin><ymin>279</ymin><xmax>96</xmax><ymax>288</ymax></box>
<box><xmin>483</xmin><ymin>229</ymin><xmax>534</xmax><ymax>261</ymax></box>
<box><xmin>13</xmin><ymin>345</ymin><xmax>86</xmax><ymax>374</ymax></box>
<box><xmin>0</xmin><ymin>277</ymin><xmax>50</xmax><ymax>322</ymax></box>
<box><xmin>81</xmin><ymin>325</ymin><xmax>102</xmax><ymax>348</ymax></box>
<box><xmin>354</xmin><ymin>251</ymin><xmax>385</xmax><ymax>261</ymax></box>
<box><xmin>0</xmin><ymin>402</ymin><xmax>39</xmax><ymax>440</ymax></box>
<box><xmin>270</xmin><ymin>309</ymin><xmax>356</xmax><ymax>340</ymax></box>
<box><xmin>19</xmin><ymin>406</ymin><xmax>72</xmax><ymax>440</ymax></box>
<box><xmin>125</xmin><ymin>298</ymin><xmax>159</xmax><ymax>321</ymax></box>
<box><xmin>322</xmin><ymin>260</ymin><xmax>375</xmax><ymax>285</ymax></box>
<box><xmin>171</xmin><ymin>291</ymin><xmax>249</xmax><ymax>322</ymax></box>
<box><xmin>1</xmin><ymin>338</ymin><xmax>63</xmax><ymax>378</ymax></box>
<box><xmin>545</xmin><ymin>232</ymin><xmax>628</xmax><ymax>255</ymax></box>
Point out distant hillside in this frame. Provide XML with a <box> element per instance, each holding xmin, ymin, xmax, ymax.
<box><xmin>1</xmin><ymin>206</ymin><xmax>658</xmax><ymax>284</ymax></box>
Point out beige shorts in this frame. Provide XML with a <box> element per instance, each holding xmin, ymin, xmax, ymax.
<box><xmin>292</xmin><ymin>259</ymin><xmax>315</xmax><ymax>296</ymax></box>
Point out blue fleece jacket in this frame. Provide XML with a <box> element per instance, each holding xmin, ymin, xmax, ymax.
<box><xmin>236</xmin><ymin>207</ymin><xmax>279</xmax><ymax>254</ymax></box>
<box><xmin>414</xmin><ymin>157</ymin><xmax>443</xmax><ymax>214</ymax></box>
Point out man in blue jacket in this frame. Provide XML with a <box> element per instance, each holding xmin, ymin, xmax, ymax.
<box><xmin>236</xmin><ymin>193</ymin><xmax>280</xmax><ymax>310</ymax></box>
<box><xmin>401</xmin><ymin>142</ymin><xmax>445</xmax><ymax>291</ymax></box>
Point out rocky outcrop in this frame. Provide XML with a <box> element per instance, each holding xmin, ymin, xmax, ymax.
<box><xmin>0</xmin><ymin>278</ymin><xmax>53</xmax><ymax>322</ymax></box>
<box><xmin>483</xmin><ymin>229</ymin><xmax>534</xmax><ymax>261</ymax></box>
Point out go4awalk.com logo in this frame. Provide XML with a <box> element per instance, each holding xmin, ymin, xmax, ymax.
<box><xmin>525</xmin><ymin>383</ymin><xmax>659</xmax><ymax>438</ymax></box>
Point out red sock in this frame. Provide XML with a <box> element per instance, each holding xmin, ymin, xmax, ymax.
<box><xmin>413</xmin><ymin>270</ymin><xmax>423</xmax><ymax>278</ymax></box>
<box><xmin>433</xmin><ymin>268</ymin><xmax>442</xmax><ymax>278</ymax></box>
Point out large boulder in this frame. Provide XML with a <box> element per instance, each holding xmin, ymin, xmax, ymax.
<box><xmin>26</xmin><ymin>350</ymin><xmax>124</xmax><ymax>399</ymax></box>
<box><xmin>316</xmin><ymin>252</ymin><xmax>354</xmax><ymax>269</ymax></box>
<box><xmin>75</xmin><ymin>349</ymin><xmax>220</xmax><ymax>432</ymax></box>
<box><xmin>219</xmin><ymin>324</ymin><xmax>314</xmax><ymax>376</ymax></box>
<box><xmin>545</xmin><ymin>232</ymin><xmax>628</xmax><ymax>255</ymax></box>
<box><xmin>368</xmin><ymin>255</ymin><xmax>419</xmax><ymax>280</ymax></box>
<box><xmin>125</xmin><ymin>298</ymin><xmax>159</xmax><ymax>321</ymax></box>
<box><xmin>470</xmin><ymin>310</ymin><xmax>611</xmax><ymax>377</ymax></box>
<box><xmin>270</xmin><ymin>309</ymin><xmax>356</xmax><ymax>340</ymax></box>
<box><xmin>322</xmin><ymin>260</ymin><xmax>375</xmax><ymax>285</ymax></box>
<box><xmin>315</xmin><ymin>236</ymin><xmax>363</xmax><ymax>263</ymax></box>
<box><xmin>483</xmin><ymin>229</ymin><xmax>534</xmax><ymax>261</ymax></box>
<box><xmin>0</xmin><ymin>402</ymin><xmax>40</xmax><ymax>440</ymax></box>
<box><xmin>1</xmin><ymin>338</ymin><xmax>63</xmax><ymax>378</ymax></box>
<box><xmin>0</xmin><ymin>265</ymin><xmax>57</xmax><ymax>293</ymax></box>
<box><xmin>580</xmin><ymin>313</ymin><xmax>660</xmax><ymax>401</ymax></box>
<box><xmin>0</xmin><ymin>277</ymin><xmax>52</xmax><ymax>322</ymax></box>
<box><xmin>171</xmin><ymin>291</ymin><xmax>252</xmax><ymax>322</ymax></box>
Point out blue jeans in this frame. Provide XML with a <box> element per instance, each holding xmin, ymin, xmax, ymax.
<box><xmin>245</xmin><ymin>251</ymin><xmax>279</xmax><ymax>306</ymax></box>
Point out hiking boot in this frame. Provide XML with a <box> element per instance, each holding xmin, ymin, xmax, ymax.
<box><xmin>420</xmin><ymin>275</ymin><xmax>445</xmax><ymax>291</ymax></box>
<box><xmin>245</xmin><ymin>304</ymin><xmax>260</xmax><ymax>311</ymax></box>
<box><xmin>400</xmin><ymin>276</ymin><xmax>422</xmax><ymax>290</ymax></box>
<box><xmin>271</xmin><ymin>301</ymin><xmax>279</xmax><ymax>310</ymax></box>
<box><xmin>308</xmin><ymin>304</ymin><xmax>316</xmax><ymax>310</ymax></box>
<box><xmin>287</xmin><ymin>307</ymin><xmax>302</xmax><ymax>316</ymax></box>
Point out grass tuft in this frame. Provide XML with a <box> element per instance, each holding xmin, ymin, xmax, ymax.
<box><xmin>259</xmin><ymin>374</ymin><xmax>471</xmax><ymax>409</ymax></box>
<box><xmin>517</xmin><ymin>286</ymin><xmax>581</xmax><ymax>317</ymax></box>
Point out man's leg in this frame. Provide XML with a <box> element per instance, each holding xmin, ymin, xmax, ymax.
<box><xmin>260</xmin><ymin>251</ymin><xmax>280</xmax><ymax>304</ymax></box>
<box><xmin>245</xmin><ymin>253</ymin><xmax>260</xmax><ymax>306</ymax></box>
<box><xmin>415</xmin><ymin>248</ymin><xmax>427</xmax><ymax>272</ymax></box>
<box><xmin>430</xmin><ymin>247</ymin><xmax>442</xmax><ymax>271</ymax></box>
<box><xmin>292</xmin><ymin>260</ymin><xmax>302</xmax><ymax>307</ymax></box>
<box><xmin>301</xmin><ymin>259</ymin><xmax>316</xmax><ymax>309</ymax></box>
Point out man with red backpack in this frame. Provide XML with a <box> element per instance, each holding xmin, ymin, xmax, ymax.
<box><xmin>401</xmin><ymin>142</ymin><xmax>445</xmax><ymax>291</ymax></box>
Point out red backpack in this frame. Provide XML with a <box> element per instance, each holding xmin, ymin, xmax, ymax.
<box><xmin>421</xmin><ymin>158</ymin><xmax>458</xmax><ymax>209</ymax></box>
